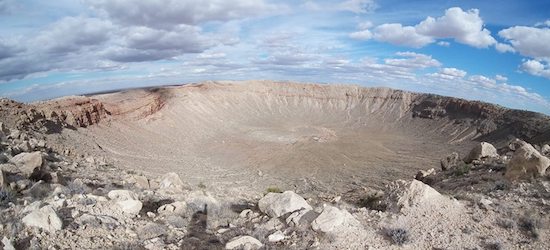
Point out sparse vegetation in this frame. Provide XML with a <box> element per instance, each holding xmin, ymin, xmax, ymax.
<box><xmin>0</xmin><ymin>187</ymin><xmax>16</xmax><ymax>207</ymax></box>
<box><xmin>452</xmin><ymin>163</ymin><xmax>471</xmax><ymax>176</ymax></box>
<box><xmin>198</xmin><ymin>182</ymin><xmax>206</xmax><ymax>189</ymax></box>
<box><xmin>496</xmin><ymin>218</ymin><xmax>515</xmax><ymax>229</ymax></box>
<box><xmin>266</xmin><ymin>187</ymin><xmax>282</xmax><ymax>194</ymax></box>
<box><xmin>518</xmin><ymin>212</ymin><xmax>543</xmax><ymax>240</ymax></box>
<box><xmin>358</xmin><ymin>193</ymin><xmax>387</xmax><ymax>211</ymax></box>
<box><xmin>385</xmin><ymin>227</ymin><xmax>409</xmax><ymax>246</ymax></box>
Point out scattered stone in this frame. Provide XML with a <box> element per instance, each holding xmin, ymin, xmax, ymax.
<box><xmin>75</xmin><ymin>214</ymin><xmax>119</xmax><ymax>229</ymax></box>
<box><xmin>22</xmin><ymin>205</ymin><xmax>62</xmax><ymax>232</ymax></box>
<box><xmin>268</xmin><ymin>230</ymin><xmax>285</xmax><ymax>242</ymax></box>
<box><xmin>542</xmin><ymin>144</ymin><xmax>550</xmax><ymax>155</ymax></box>
<box><xmin>415</xmin><ymin>168</ymin><xmax>435</xmax><ymax>180</ymax></box>
<box><xmin>138</xmin><ymin>222</ymin><xmax>167</xmax><ymax>240</ymax></box>
<box><xmin>505</xmin><ymin>141</ymin><xmax>550</xmax><ymax>180</ymax></box>
<box><xmin>286</xmin><ymin>209</ymin><xmax>317</xmax><ymax>227</ymax></box>
<box><xmin>311</xmin><ymin>205</ymin><xmax>360</xmax><ymax>233</ymax></box>
<box><xmin>479</xmin><ymin>198</ymin><xmax>493</xmax><ymax>210</ymax></box>
<box><xmin>225</xmin><ymin>235</ymin><xmax>263</xmax><ymax>250</ymax></box>
<box><xmin>129</xmin><ymin>175</ymin><xmax>150</xmax><ymax>189</ymax></box>
<box><xmin>464</xmin><ymin>142</ymin><xmax>498</xmax><ymax>163</ymax></box>
<box><xmin>258</xmin><ymin>191</ymin><xmax>312</xmax><ymax>218</ymax></box>
<box><xmin>441</xmin><ymin>152</ymin><xmax>461</xmax><ymax>170</ymax></box>
<box><xmin>9</xmin><ymin>151</ymin><xmax>43</xmax><ymax>177</ymax></box>
<box><xmin>108</xmin><ymin>190</ymin><xmax>138</xmax><ymax>201</ymax></box>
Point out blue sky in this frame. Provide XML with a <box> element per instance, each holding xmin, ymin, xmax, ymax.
<box><xmin>1</xmin><ymin>0</ymin><xmax>550</xmax><ymax>114</ymax></box>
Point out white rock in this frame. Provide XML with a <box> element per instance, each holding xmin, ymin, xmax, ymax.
<box><xmin>541</xmin><ymin>144</ymin><xmax>550</xmax><ymax>155</ymax></box>
<box><xmin>108</xmin><ymin>190</ymin><xmax>138</xmax><ymax>201</ymax></box>
<box><xmin>116</xmin><ymin>200</ymin><xmax>143</xmax><ymax>215</ymax></box>
<box><xmin>464</xmin><ymin>142</ymin><xmax>498</xmax><ymax>163</ymax></box>
<box><xmin>268</xmin><ymin>231</ymin><xmax>285</xmax><ymax>242</ymax></box>
<box><xmin>157</xmin><ymin>201</ymin><xmax>187</xmax><ymax>215</ymax></box>
<box><xmin>506</xmin><ymin>141</ymin><xmax>550</xmax><ymax>180</ymax></box>
<box><xmin>311</xmin><ymin>205</ymin><xmax>359</xmax><ymax>233</ymax></box>
<box><xmin>159</xmin><ymin>172</ymin><xmax>184</xmax><ymax>190</ymax></box>
<box><xmin>225</xmin><ymin>235</ymin><xmax>263</xmax><ymax>250</ymax></box>
<box><xmin>9</xmin><ymin>152</ymin><xmax>43</xmax><ymax>176</ymax></box>
<box><xmin>1</xmin><ymin>236</ymin><xmax>15</xmax><ymax>250</ymax></box>
<box><xmin>258</xmin><ymin>191</ymin><xmax>312</xmax><ymax>218</ymax></box>
<box><xmin>22</xmin><ymin>205</ymin><xmax>62</xmax><ymax>232</ymax></box>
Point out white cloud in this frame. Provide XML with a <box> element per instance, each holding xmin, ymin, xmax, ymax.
<box><xmin>495</xmin><ymin>43</ymin><xmax>515</xmax><ymax>53</ymax></box>
<box><xmin>384</xmin><ymin>52</ymin><xmax>441</xmax><ymax>69</ymax></box>
<box><xmin>535</xmin><ymin>20</ymin><xmax>550</xmax><ymax>27</ymax></box>
<box><xmin>520</xmin><ymin>59</ymin><xmax>550</xmax><ymax>79</ymax></box>
<box><xmin>495</xmin><ymin>74</ymin><xmax>508</xmax><ymax>82</ymax></box>
<box><xmin>88</xmin><ymin>0</ymin><xmax>282</xmax><ymax>28</ymax></box>
<box><xmin>498</xmin><ymin>26</ymin><xmax>550</xmax><ymax>60</ymax></box>
<box><xmin>416</xmin><ymin>7</ymin><xmax>496</xmax><ymax>48</ymax></box>
<box><xmin>373</xmin><ymin>23</ymin><xmax>433</xmax><ymax>48</ymax></box>
<box><xmin>427</xmin><ymin>67</ymin><xmax>466</xmax><ymax>80</ymax></box>
<box><xmin>338</xmin><ymin>0</ymin><xmax>377</xmax><ymax>14</ymax></box>
<box><xmin>353</xmin><ymin>7</ymin><xmax>495</xmax><ymax>49</ymax></box>
<box><xmin>349</xmin><ymin>29</ymin><xmax>372</xmax><ymax>40</ymax></box>
<box><xmin>437</xmin><ymin>41</ymin><xmax>450</xmax><ymax>47</ymax></box>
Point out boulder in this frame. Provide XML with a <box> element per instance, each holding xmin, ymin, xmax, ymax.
<box><xmin>267</xmin><ymin>231</ymin><xmax>285</xmax><ymax>243</ymax></box>
<box><xmin>22</xmin><ymin>205</ymin><xmax>62</xmax><ymax>232</ymax></box>
<box><xmin>464</xmin><ymin>142</ymin><xmax>498</xmax><ymax>163</ymax></box>
<box><xmin>286</xmin><ymin>209</ymin><xmax>317</xmax><ymax>227</ymax></box>
<box><xmin>258</xmin><ymin>191</ymin><xmax>312</xmax><ymax>218</ymax></box>
<box><xmin>415</xmin><ymin>168</ymin><xmax>435</xmax><ymax>180</ymax></box>
<box><xmin>1</xmin><ymin>236</ymin><xmax>15</xmax><ymax>250</ymax></box>
<box><xmin>225</xmin><ymin>236</ymin><xmax>263</xmax><ymax>250</ymax></box>
<box><xmin>159</xmin><ymin>172</ymin><xmax>184</xmax><ymax>190</ymax></box>
<box><xmin>505</xmin><ymin>141</ymin><xmax>550</xmax><ymax>180</ymax></box>
<box><xmin>108</xmin><ymin>190</ymin><xmax>142</xmax><ymax>215</ymax></box>
<box><xmin>311</xmin><ymin>205</ymin><xmax>360</xmax><ymax>233</ymax></box>
<box><xmin>384</xmin><ymin>180</ymin><xmax>459</xmax><ymax>213</ymax></box>
<box><xmin>129</xmin><ymin>175</ymin><xmax>150</xmax><ymax>189</ymax></box>
<box><xmin>542</xmin><ymin>144</ymin><xmax>550</xmax><ymax>155</ymax></box>
<box><xmin>116</xmin><ymin>200</ymin><xmax>143</xmax><ymax>215</ymax></box>
<box><xmin>157</xmin><ymin>201</ymin><xmax>187</xmax><ymax>215</ymax></box>
<box><xmin>9</xmin><ymin>152</ymin><xmax>43</xmax><ymax>177</ymax></box>
<box><xmin>440</xmin><ymin>152</ymin><xmax>461</xmax><ymax>170</ymax></box>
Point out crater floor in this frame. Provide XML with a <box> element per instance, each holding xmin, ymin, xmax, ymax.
<box><xmin>52</xmin><ymin>81</ymin><xmax>485</xmax><ymax>196</ymax></box>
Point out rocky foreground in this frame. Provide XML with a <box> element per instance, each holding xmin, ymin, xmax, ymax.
<box><xmin>0</xmin><ymin>96</ymin><xmax>549</xmax><ymax>249</ymax></box>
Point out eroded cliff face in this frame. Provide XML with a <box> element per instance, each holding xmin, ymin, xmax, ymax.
<box><xmin>5</xmin><ymin>81</ymin><xmax>549</xmax><ymax>146</ymax></box>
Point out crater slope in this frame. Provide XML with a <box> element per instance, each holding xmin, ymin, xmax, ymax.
<box><xmin>35</xmin><ymin>81</ymin><xmax>550</xmax><ymax>195</ymax></box>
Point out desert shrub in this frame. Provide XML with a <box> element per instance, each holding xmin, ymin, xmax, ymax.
<box><xmin>385</xmin><ymin>227</ymin><xmax>409</xmax><ymax>246</ymax></box>
<box><xmin>266</xmin><ymin>187</ymin><xmax>282</xmax><ymax>194</ymax></box>
<box><xmin>518</xmin><ymin>212</ymin><xmax>543</xmax><ymax>239</ymax></box>
<box><xmin>198</xmin><ymin>182</ymin><xmax>207</xmax><ymax>189</ymax></box>
<box><xmin>0</xmin><ymin>187</ymin><xmax>16</xmax><ymax>207</ymax></box>
<box><xmin>493</xmin><ymin>180</ymin><xmax>510</xmax><ymax>191</ymax></box>
<box><xmin>496</xmin><ymin>218</ymin><xmax>515</xmax><ymax>229</ymax></box>
<box><xmin>452</xmin><ymin>163</ymin><xmax>471</xmax><ymax>176</ymax></box>
<box><xmin>484</xmin><ymin>240</ymin><xmax>503</xmax><ymax>250</ymax></box>
<box><xmin>358</xmin><ymin>194</ymin><xmax>387</xmax><ymax>211</ymax></box>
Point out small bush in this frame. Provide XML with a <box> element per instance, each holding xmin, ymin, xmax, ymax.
<box><xmin>358</xmin><ymin>194</ymin><xmax>387</xmax><ymax>211</ymax></box>
<box><xmin>452</xmin><ymin>164</ymin><xmax>471</xmax><ymax>176</ymax></box>
<box><xmin>496</xmin><ymin>218</ymin><xmax>515</xmax><ymax>229</ymax></box>
<box><xmin>0</xmin><ymin>188</ymin><xmax>16</xmax><ymax>207</ymax></box>
<box><xmin>266</xmin><ymin>187</ymin><xmax>282</xmax><ymax>193</ymax></box>
<box><xmin>385</xmin><ymin>227</ymin><xmax>409</xmax><ymax>246</ymax></box>
<box><xmin>518</xmin><ymin>213</ymin><xmax>543</xmax><ymax>239</ymax></box>
<box><xmin>198</xmin><ymin>182</ymin><xmax>206</xmax><ymax>189</ymax></box>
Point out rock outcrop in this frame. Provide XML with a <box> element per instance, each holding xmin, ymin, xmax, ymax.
<box><xmin>505</xmin><ymin>140</ymin><xmax>550</xmax><ymax>180</ymax></box>
<box><xmin>258</xmin><ymin>191</ymin><xmax>312</xmax><ymax>218</ymax></box>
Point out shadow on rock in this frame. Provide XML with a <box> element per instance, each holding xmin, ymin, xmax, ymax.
<box><xmin>180</xmin><ymin>204</ymin><xmax>224</xmax><ymax>250</ymax></box>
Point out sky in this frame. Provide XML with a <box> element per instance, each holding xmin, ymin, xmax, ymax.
<box><xmin>1</xmin><ymin>0</ymin><xmax>550</xmax><ymax>114</ymax></box>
